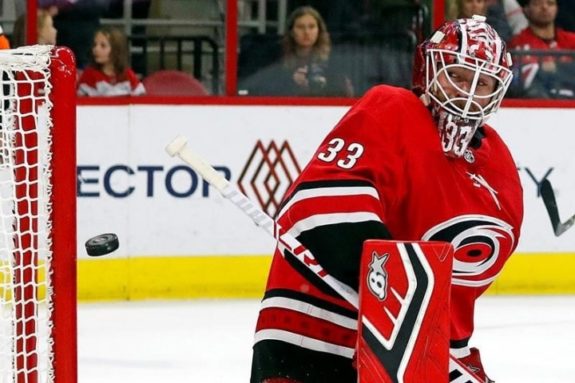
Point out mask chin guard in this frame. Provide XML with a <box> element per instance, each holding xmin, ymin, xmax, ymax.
<box><xmin>436</xmin><ymin>111</ymin><xmax>481</xmax><ymax>158</ymax></box>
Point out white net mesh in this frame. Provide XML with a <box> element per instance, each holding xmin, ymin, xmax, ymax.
<box><xmin>0</xmin><ymin>45</ymin><xmax>54</xmax><ymax>383</ymax></box>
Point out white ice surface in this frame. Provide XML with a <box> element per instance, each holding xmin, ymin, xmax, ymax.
<box><xmin>78</xmin><ymin>296</ymin><xmax>575</xmax><ymax>382</ymax></box>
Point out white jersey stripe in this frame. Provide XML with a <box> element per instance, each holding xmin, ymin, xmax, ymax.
<box><xmin>450</xmin><ymin>346</ymin><xmax>471</xmax><ymax>359</ymax></box>
<box><xmin>254</xmin><ymin>329</ymin><xmax>355</xmax><ymax>359</ymax></box>
<box><xmin>452</xmin><ymin>274</ymin><xmax>498</xmax><ymax>287</ymax></box>
<box><xmin>287</xmin><ymin>212</ymin><xmax>382</xmax><ymax>238</ymax></box>
<box><xmin>277</xmin><ymin>186</ymin><xmax>380</xmax><ymax>221</ymax></box>
<box><xmin>261</xmin><ymin>296</ymin><xmax>357</xmax><ymax>330</ymax></box>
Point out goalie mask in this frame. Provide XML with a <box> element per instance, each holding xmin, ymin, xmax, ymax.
<box><xmin>412</xmin><ymin>15</ymin><xmax>513</xmax><ymax>157</ymax></box>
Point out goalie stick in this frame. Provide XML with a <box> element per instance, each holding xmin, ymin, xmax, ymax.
<box><xmin>540</xmin><ymin>179</ymin><xmax>575</xmax><ymax>237</ymax></box>
<box><xmin>165</xmin><ymin>135</ymin><xmax>483</xmax><ymax>383</ymax></box>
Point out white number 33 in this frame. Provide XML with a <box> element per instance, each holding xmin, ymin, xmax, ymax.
<box><xmin>317</xmin><ymin>138</ymin><xmax>364</xmax><ymax>169</ymax></box>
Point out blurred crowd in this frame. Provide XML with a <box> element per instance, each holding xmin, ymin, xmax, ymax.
<box><xmin>0</xmin><ymin>1</ymin><xmax>148</xmax><ymax>96</ymax></box>
<box><xmin>447</xmin><ymin>0</ymin><xmax>575</xmax><ymax>98</ymax></box>
<box><xmin>0</xmin><ymin>0</ymin><xmax>574</xmax><ymax>99</ymax></box>
<box><xmin>239</xmin><ymin>0</ymin><xmax>575</xmax><ymax>99</ymax></box>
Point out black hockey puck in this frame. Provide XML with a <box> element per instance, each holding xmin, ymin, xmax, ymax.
<box><xmin>85</xmin><ymin>233</ymin><xmax>119</xmax><ymax>256</ymax></box>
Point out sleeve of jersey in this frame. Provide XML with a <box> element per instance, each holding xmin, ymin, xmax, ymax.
<box><xmin>127</xmin><ymin>69</ymin><xmax>146</xmax><ymax>95</ymax></box>
<box><xmin>276</xmin><ymin>86</ymin><xmax>408</xmax><ymax>292</ymax></box>
<box><xmin>77</xmin><ymin>68</ymin><xmax>99</xmax><ymax>96</ymax></box>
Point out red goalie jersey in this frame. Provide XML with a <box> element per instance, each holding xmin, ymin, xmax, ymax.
<box><xmin>250</xmin><ymin>85</ymin><xmax>523</xmax><ymax>382</ymax></box>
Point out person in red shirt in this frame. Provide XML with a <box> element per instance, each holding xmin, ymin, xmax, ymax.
<box><xmin>509</xmin><ymin>0</ymin><xmax>575</xmax><ymax>97</ymax></box>
<box><xmin>250</xmin><ymin>15</ymin><xmax>522</xmax><ymax>383</ymax></box>
<box><xmin>77</xmin><ymin>26</ymin><xmax>145</xmax><ymax>96</ymax></box>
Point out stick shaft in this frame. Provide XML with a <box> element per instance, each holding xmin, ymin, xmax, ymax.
<box><xmin>168</xmin><ymin>138</ymin><xmax>359</xmax><ymax>306</ymax></box>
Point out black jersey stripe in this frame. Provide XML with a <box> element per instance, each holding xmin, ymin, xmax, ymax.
<box><xmin>277</xmin><ymin>179</ymin><xmax>377</xmax><ymax>218</ymax></box>
<box><xmin>295</xmin><ymin>220</ymin><xmax>392</xmax><ymax>291</ymax></box>
<box><xmin>450</xmin><ymin>338</ymin><xmax>471</xmax><ymax>350</ymax></box>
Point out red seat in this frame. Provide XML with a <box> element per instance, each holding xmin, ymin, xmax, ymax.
<box><xmin>143</xmin><ymin>70</ymin><xmax>209</xmax><ymax>96</ymax></box>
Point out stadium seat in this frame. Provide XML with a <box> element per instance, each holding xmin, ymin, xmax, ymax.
<box><xmin>143</xmin><ymin>70</ymin><xmax>209</xmax><ymax>96</ymax></box>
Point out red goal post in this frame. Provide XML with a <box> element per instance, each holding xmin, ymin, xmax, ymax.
<box><xmin>0</xmin><ymin>46</ymin><xmax>76</xmax><ymax>383</ymax></box>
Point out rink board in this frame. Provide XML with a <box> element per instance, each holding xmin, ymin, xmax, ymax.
<box><xmin>76</xmin><ymin>104</ymin><xmax>575</xmax><ymax>300</ymax></box>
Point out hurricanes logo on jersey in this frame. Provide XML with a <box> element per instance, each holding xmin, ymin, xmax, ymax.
<box><xmin>422</xmin><ymin>215</ymin><xmax>515</xmax><ymax>287</ymax></box>
<box><xmin>367</xmin><ymin>251</ymin><xmax>390</xmax><ymax>300</ymax></box>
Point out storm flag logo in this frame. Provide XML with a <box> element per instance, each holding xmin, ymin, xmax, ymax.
<box><xmin>367</xmin><ymin>251</ymin><xmax>390</xmax><ymax>300</ymax></box>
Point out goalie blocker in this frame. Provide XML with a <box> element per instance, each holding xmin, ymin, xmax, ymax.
<box><xmin>357</xmin><ymin>240</ymin><xmax>453</xmax><ymax>383</ymax></box>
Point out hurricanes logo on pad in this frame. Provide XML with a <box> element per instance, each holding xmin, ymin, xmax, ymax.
<box><xmin>367</xmin><ymin>251</ymin><xmax>390</xmax><ymax>300</ymax></box>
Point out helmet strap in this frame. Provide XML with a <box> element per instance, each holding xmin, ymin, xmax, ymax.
<box><xmin>419</xmin><ymin>93</ymin><xmax>431</xmax><ymax>106</ymax></box>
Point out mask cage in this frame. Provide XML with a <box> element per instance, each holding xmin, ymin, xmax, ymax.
<box><xmin>425</xmin><ymin>48</ymin><xmax>513</xmax><ymax>124</ymax></box>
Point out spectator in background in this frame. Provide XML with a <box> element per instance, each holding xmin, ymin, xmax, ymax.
<box><xmin>485</xmin><ymin>0</ymin><xmax>514</xmax><ymax>41</ymax></box>
<box><xmin>451</xmin><ymin>0</ymin><xmax>487</xmax><ymax>18</ymax></box>
<box><xmin>281</xmin><ymin>6</ymin><xmax>353</xmax><ymax>96</ymax></box>
<box><xmin>105</xmin><ymin>0</ymin><xmax>152</xmax><ymax>77</ymax></box>
<box><xmin>287</xmin><ymin>0</ymin><xmax>364</xmax><ymax>37</ymax></box>
<box><xmin>0</xmin><ymin>25</ymin><xmax>10</xmax><ymax>49</ymax></box>
<box><xmin>51</xmin><ymin>0</ymin><xmax>107</xmax><ymax>69</ymax></box>
<box><xmin>15</xmin><ymin>0</ymin><xmax>106</xmax><ymax>68</ymax></box>
<box><xmin>509</xmin><ymin>0</ymin><xmax>575</xmax><ymax>98</ymax></box>
<box><xmin>77</xmin><ymin>26</ymin><xmax>145</xmax><ymax>96</ymax></box>
<box><xmin>447</xmin><ymin>0</ymin><xmax>517</xmax><ymax>41</ymax></box>
<box><xmin>446</xmin><ymin>0</ymin><xmax>484</xmax><ymax>20</ymax></box>
<box><xmin>12</xmin><ymin>8</ymin><xmax>58</xmax><ymax>47</ymax></box>
<box><xmin>242</xmin><ymin>6</ymin><xmax>353</xmax><ymax>97</ymax></box>
<box><xmin>501</xmin><ymin>0</ymin><xmax>529</xmax><ymax>35</ymax></box>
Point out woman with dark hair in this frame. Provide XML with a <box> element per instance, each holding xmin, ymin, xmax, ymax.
<box><xmin>77</xmin><ymin>26</ymin><xmax>145</xmax><ymax>96</ymax></box>
<box><xmin>283</xmin><ymin>7</ymin><xmax>331</xmax><ymax>93</ymax></box>
<box><xmin>244</xmin><ymin>6</ymin><xmax>353</xmax><ymax>97</ymax></box>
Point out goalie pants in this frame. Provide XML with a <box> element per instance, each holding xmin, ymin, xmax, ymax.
<box><xmin>250</xmin><ymin>338</ymin><xmax>356</xmax><ymax>383</ymax></box>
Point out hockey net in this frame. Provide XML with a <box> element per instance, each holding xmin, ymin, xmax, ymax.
<box><xmin>0</xmin><ymin>46</ymin><xmax>76</xmax><ymax>383</ymax></box>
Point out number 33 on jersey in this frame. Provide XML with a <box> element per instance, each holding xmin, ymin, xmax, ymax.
<box><xmin>317</xmin><ymin>138</ymin><xmax>364</xmax><ymax>169</ymax></box>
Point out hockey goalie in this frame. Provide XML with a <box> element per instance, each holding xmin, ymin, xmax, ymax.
<box><xmin>249</xmin><ymin>15</ymin><xmax>523</xmax><ymax>383</ymax></box>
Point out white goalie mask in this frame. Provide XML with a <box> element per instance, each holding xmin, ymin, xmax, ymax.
<box><xmin>412</xmin><ymin>15</ymin><xmax>513</xmax><ymax>157</ymax></box>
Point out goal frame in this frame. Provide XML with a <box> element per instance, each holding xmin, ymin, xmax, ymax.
<box><xmin>48</xmin><ymin>46</ymin><xmax>77</xmax><ymax>383</ymax></box>
<box><xmin>1</xmin><ymin>46</ymin><xmax>77</xmax><ymax>383</ymax></box>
